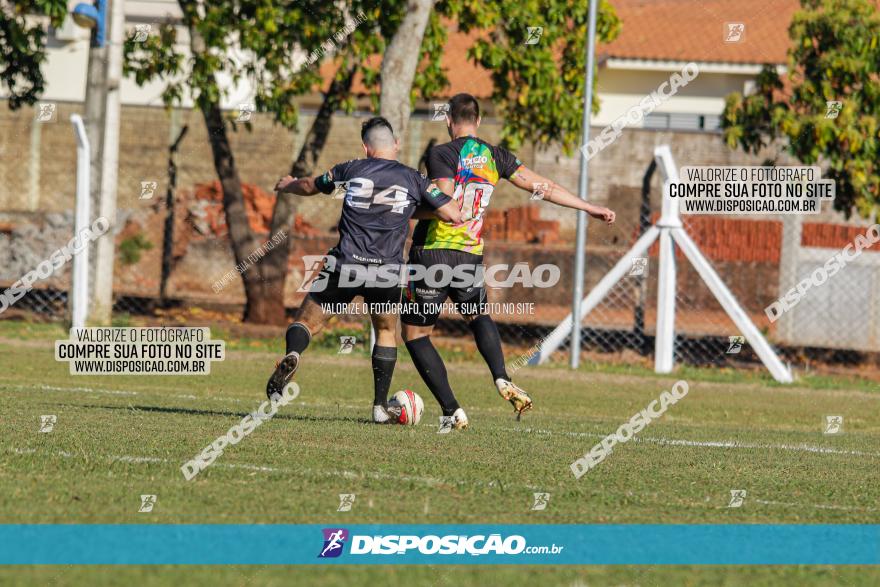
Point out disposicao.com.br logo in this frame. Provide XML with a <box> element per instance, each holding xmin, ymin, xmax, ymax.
<box><xmin>318</xmin><ymin>528</ymin><xmax>563</xmax><ymax>558</ymax></box>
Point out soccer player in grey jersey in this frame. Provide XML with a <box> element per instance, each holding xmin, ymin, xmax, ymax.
<box><xmin>266</xmin><ymin>117</ymin><xmax>462</xmax><ymax>424</ymax></box>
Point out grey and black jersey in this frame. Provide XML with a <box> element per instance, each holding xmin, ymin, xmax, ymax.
<box><xmin>315</xmin><ymin>158</ymin><xmax>451</xmax><ymax>265</ymax></box>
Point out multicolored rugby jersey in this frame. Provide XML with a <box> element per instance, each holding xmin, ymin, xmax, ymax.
<box><xmin>314</xmin><ymin>158</ymin><xmax>451</xmax><ymax>265</ymax></box>
<box><xmin>412</xmin><ymin>136</ymin><xmax>523</xmax><ymax>255</ymax></box>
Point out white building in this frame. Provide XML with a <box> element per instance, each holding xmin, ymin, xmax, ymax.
<box><xmin>29</xmin><ymin>0</ymin><xmax>797</xmax><ymax>122</ymax></box>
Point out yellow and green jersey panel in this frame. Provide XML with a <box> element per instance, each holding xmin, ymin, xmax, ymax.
<box><xmin>412</xmin><ymin>136</ymin><xmax>523</xmax><ymax>255</ymax></box>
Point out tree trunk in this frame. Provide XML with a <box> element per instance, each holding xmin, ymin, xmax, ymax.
<box><xmin>256</xmin><ymin>65</ymin><xmax>359</xmax><ymax>325</ymax></box>
<box><xmin>380</xmin><ymin>0</ymin><xmax>437</xmax><ymax>137</ymax></box>
<box><xmin>200</xmin><ymin>101</ymin><xmax>269</xmax><ymax>322</ymax></box>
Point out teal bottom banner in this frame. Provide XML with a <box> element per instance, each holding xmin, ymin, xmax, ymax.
<box><xmin>1</xmin><ymin>524</ymin><xmax>878</xmax><ymax>565</ymax></box>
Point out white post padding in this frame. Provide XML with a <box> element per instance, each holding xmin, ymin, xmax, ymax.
<box><xmin>654</xmin><ymin>144</ymin><xmax>682</xmax><ymax>229</ymax></box>
<box><xmin>654</xmin><ymin>228</ymin><xmax>676</xmax><ymax>373</ymax></box>
<box><xmin>532</xmin><ymin>226</ymin><xmax>661</xmax><ymax>365</ymax></box>
<box><xmin>71</xmin><ymin>114</ymin><xmax>90</xmax><ymax>329</ymax></box>
<box><xmin>671</xmin><ymin>227</ymin><xmax>793</xmax><ymax>383</ymax></box>
<box><xmin>531</xmin><ymin>144</ymin><xmax>792</xmax><ymax>383</ymax></box>
<box><xmin>654</xmin><ymin>144</ymin><xmax>679</xmax><ymax>373</ymax></box>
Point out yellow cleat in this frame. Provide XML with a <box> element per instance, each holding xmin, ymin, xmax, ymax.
<box><xmin>496</xmin><ymin>378</ymin><xmax>533</xmax><ymax>417</ymax></box>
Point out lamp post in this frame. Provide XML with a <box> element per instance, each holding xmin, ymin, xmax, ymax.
<box><xmin>71</xmin><ymin>0</ymin><xmax>121</xmax><ymax>325</ymax></box>
<box><xmin>72</xmin><ymin>1</ymin><xmax>108</xmax><ymax>171</ymax></box>
<box><xmin>570</xmin><ymin>0</ymin><xmax>599</xmax><ymax>368</ymax></box>
<box><xmin>72</xmin><ymin>1</ymin><xmax>106</xmax><ymax>44</ymax></box>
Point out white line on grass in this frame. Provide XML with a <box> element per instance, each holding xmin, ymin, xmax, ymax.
<box><xmin>26</xmin><ymin>384</ymin><xmax>244</xmax><ymax>403</ymax></box>
<box><xmin>14</xmin><ymin>384</ymin><xmax>879</xmax><ymax>459</ymax></box>
<box><xmin>8</xmin><ymin>446</ymin><xmax>874</xmax><ymax>514</ymax></box>
<box><xmin>8</xmin><ymin>447</ymin><xmax>483</xmax><ymax>490</ymax></box>
<box><xmin>505</xmin><ymin>427</ymin><xmax>880</xmax><ymax>459</ymax></box>
<box><xmin>752</xmin><ymin>499</ymin><xmax>878</xmax><ymax>512</ymax></box>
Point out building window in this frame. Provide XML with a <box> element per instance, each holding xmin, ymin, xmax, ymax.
<box><xmin>644</xmin><ymin>113</ymin><xmax>720</xmax><ymax>131</ymax></box>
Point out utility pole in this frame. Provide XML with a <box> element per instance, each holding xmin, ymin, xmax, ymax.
<box><xmin>94</xmin><ymin>0</ymin><xmax>124</xmax><ymax>324</ymax></box>
<box><xmin>570</xmin><ymin>0</ymin><xmax>599</xmax><ymax>368</ymax></box>
<box><xmin>73</xmin><ymin>0</ymin><xmax>122</xmax><ymax>324</ymax></box>
<box><xmin>77</xmin><ymin>0</ymin><xmax>107</xmax><ymax>324</ymax></box>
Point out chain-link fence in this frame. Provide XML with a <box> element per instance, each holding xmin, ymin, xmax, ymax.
<box><xmin>0</xmin><ymin>104</ymin><xmax>875</xmax><ymax>374</ymax></box>
<box><xmin>427</xmin><ymin>159</ymin><xmax>875</xmax><ymax>374</ymax></box>
<box><xmin>2</xmin><ymin>197</ymin><xmax>874</xmax><ymax>374</ymax></box>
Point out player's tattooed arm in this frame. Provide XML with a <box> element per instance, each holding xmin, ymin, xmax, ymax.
<box><xmin>431</xmin><ymin>177</ymin><xmax>456</xmax><ymax>197</ymax></box>
<box><xmin>433</xmin><ymin>200</ymin><xmax>464</xmax><ymax>224</ymax></box>
<box><xmin>412</xmin><ymin>207</ymin><xmax>436</xmax><ymax>219</ymax></box>
<box><xmin>274</xmin><ymin>175</ymin><xmax>320</xmax><ymax>196</ymax></box>
<box><xmin>412</xmin><ymin>178</ymin><xmax>456</xmax><ymax>219</ymax></box>
<box><xmin>509</xmin><ymin>166</ymin><xmax>616</xmax><ymax>225</ymax></box>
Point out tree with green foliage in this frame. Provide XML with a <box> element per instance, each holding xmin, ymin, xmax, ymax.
<box><xmin>0</xmin><ymin>0</ymin><xmax>67</xmax><ymax>109</ymax></box>
<box><xmin>722</xmin><ymin>0</ymin><xmax>880</xmax><ymax>218</ymax></box>
<box><xmin>126</xmin><ymin>0</ymin><xmax>621</xmax><ymax>325</ymax></box>
<box><xmin>4</xmin><ymin>1</ymin><xmax>621</xmax><ymax>325</ymax></box>
<box><xmin>125</xmin><ymin>0</ymin><xmax>461</xmax><ymax>324</ymax></box>
<box><xmin>125</xmin><ymin>0</ymin><xmax>365</xmax><ymax>323</ymax></box>
<box><xmin>448</xmin><ymin>0</ymin><xmax>621</xmax><ymax>152</ymax></box>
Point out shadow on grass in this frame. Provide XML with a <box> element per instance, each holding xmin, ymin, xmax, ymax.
<box><xmin>56</xmin><ymin>402</ymin><xmax>371</xmax><ymax>425</ymax></box>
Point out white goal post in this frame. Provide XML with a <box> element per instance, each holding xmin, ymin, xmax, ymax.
<box><xmin>530</xmin><ymin>145</ymin><xmax>793</xmax><ymax>383</ymax></box>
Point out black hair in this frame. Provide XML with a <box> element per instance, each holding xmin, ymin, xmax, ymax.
<box><xmin>448</xmin><ymin>93</ymin><xmax>480</xmax><ymax>124</ymax></box>
<box><xmin>361</xmin><ymin>116</ymin><xmax>395</xmax><ymax>142</ymax></box>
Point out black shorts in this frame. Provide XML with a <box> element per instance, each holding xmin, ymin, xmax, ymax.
<box><xmin>400</xmin><ymin>247</ymin><xmax>487</xmax><ymax>326</ymax></box>
<box><xmin>307</xmin><ymin>258</ymin><xmax>402</xmax><ymax>311</ymax></box>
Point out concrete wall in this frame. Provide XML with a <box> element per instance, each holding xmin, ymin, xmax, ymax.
<box><xmin>0</xmin><ymin>102</ymin><xmax>867</xmax><ymax>339</ymax></box>
<box><xmin>5</xmin><ymin>99</ymin><xmax>854</xmax><ymax>223</ymax></box>
<box><xmin>0</xmin><ymin>101</ymin><xmax>540</xmax><ymax>222</ymax></box>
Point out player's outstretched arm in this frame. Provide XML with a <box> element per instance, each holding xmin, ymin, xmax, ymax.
<box><xmin>274</xmin><ymin>175</ymin><xmax>320</xmax><ymax>196</ymax></box>
<box><xmin>509</xmin><ymin>166</ymin><xmax>616</xmax><ymax>224</ymax></box>
<box><xmin>411</xmin><ymin>205</ymin><xmax>459</xmax><ymax>220</ymax></box>
<box><xmin>412</xmin><ymin>206</ymin><xmax>439</xmax><ymax>219</ymax></box>
<box><xmin>412</xmin><ymin>177</ymin><xmax>457</xmax><ymax>219</ymax></box>
<box><xmin>433</xmin><ymin>200</ymin><xmax>464</xmax><ymax>224</ymax></box>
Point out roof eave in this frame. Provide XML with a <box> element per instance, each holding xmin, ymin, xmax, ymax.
<box><xmin>601</xmin><ymin>56</ymin><xmax>786</xmax><ymax>75</ymax></box>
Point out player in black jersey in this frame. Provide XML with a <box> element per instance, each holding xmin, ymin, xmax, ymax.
<box><xmin>265</xmin><ymin>117</ymin><xmax>462</xmax><ymax>424</ymax></box>
<box><xmin>402</xmin><ymin>94</ymin><xmax>616</xmax><ymax>431</ymax></box>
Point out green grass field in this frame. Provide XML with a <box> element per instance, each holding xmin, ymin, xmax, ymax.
<box><xmin>1</xmin><ymin>320</ymin><xmax>878</xmax><ymax>585</ymax></box>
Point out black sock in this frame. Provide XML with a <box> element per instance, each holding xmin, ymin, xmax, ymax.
<box><xmin>405</xmin><ymin>336</ymin><xmax>460</xmax><ymax>416</ymax></box>
<box><xmin>469</xmin><ymin>314</ymin><xmax>510</xmax><ymax>382</ymax></box>
<box><xmin>285</xmin><ymin>323</ymin><xmax>311</xmax><ymax>355</ymax></box>
<box><xmin>372</xmin><ymin>345</ymin><xmax>397</xmax><ymax>406</ymax></box>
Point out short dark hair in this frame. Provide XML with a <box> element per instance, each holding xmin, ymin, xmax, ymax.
<box><xmin>448</xmin><ymin>93</ymin><xmax>480</xmax><ymax>124</ymax></box>
<box><xmin>361</xmin><ymin>116</ymin><xmax>394</xmax><ymax>142</ymax></box>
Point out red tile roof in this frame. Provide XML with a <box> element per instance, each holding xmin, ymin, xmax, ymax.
<box><xmin>318</xmin><ymin>23</ymin><xmax>494</xmax><ymax>98</ymax></box>
<box><xmin>326</xmin><ymin>1</ymin><xmax>800</xmax><ymax>98</ymax></box>
<box><xmin>601</xmin><ymin>0</ymin><xmax>798</xmax><ymax>65</ymax></box>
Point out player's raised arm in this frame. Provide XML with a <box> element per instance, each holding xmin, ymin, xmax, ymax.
<box><xmin>276</xmin><ymin>162</ymin><xmax>353</xmax><ymax>197</ymax></box>
<box><xmin>273</xmin><ymin>175</ymin><xmax>321</xmax><ymax>196</ymax></box>
<box><xmin>508</xmin><ymin>166</ymin><xmax>616</xmax><ymax>225</ymax></box>
<box><xmin>414</xmin><ymin>177</ymin><xmax>462</xmax><ymax>224</ymax></box>
<box><xmin>411</xmin><ymin>178</ymin><xmax>456</xmax><ymax>219</ymax></box>
<box><xmin>433</xmin><ymin>199</ymin><xmax>464</xmax><ymax>224</ymax></box>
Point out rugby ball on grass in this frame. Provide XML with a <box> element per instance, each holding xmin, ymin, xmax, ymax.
<box><xmin>390</xmin><ymin>389</ymin><xmax>424</xmax><ymax>425</ymax></box>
